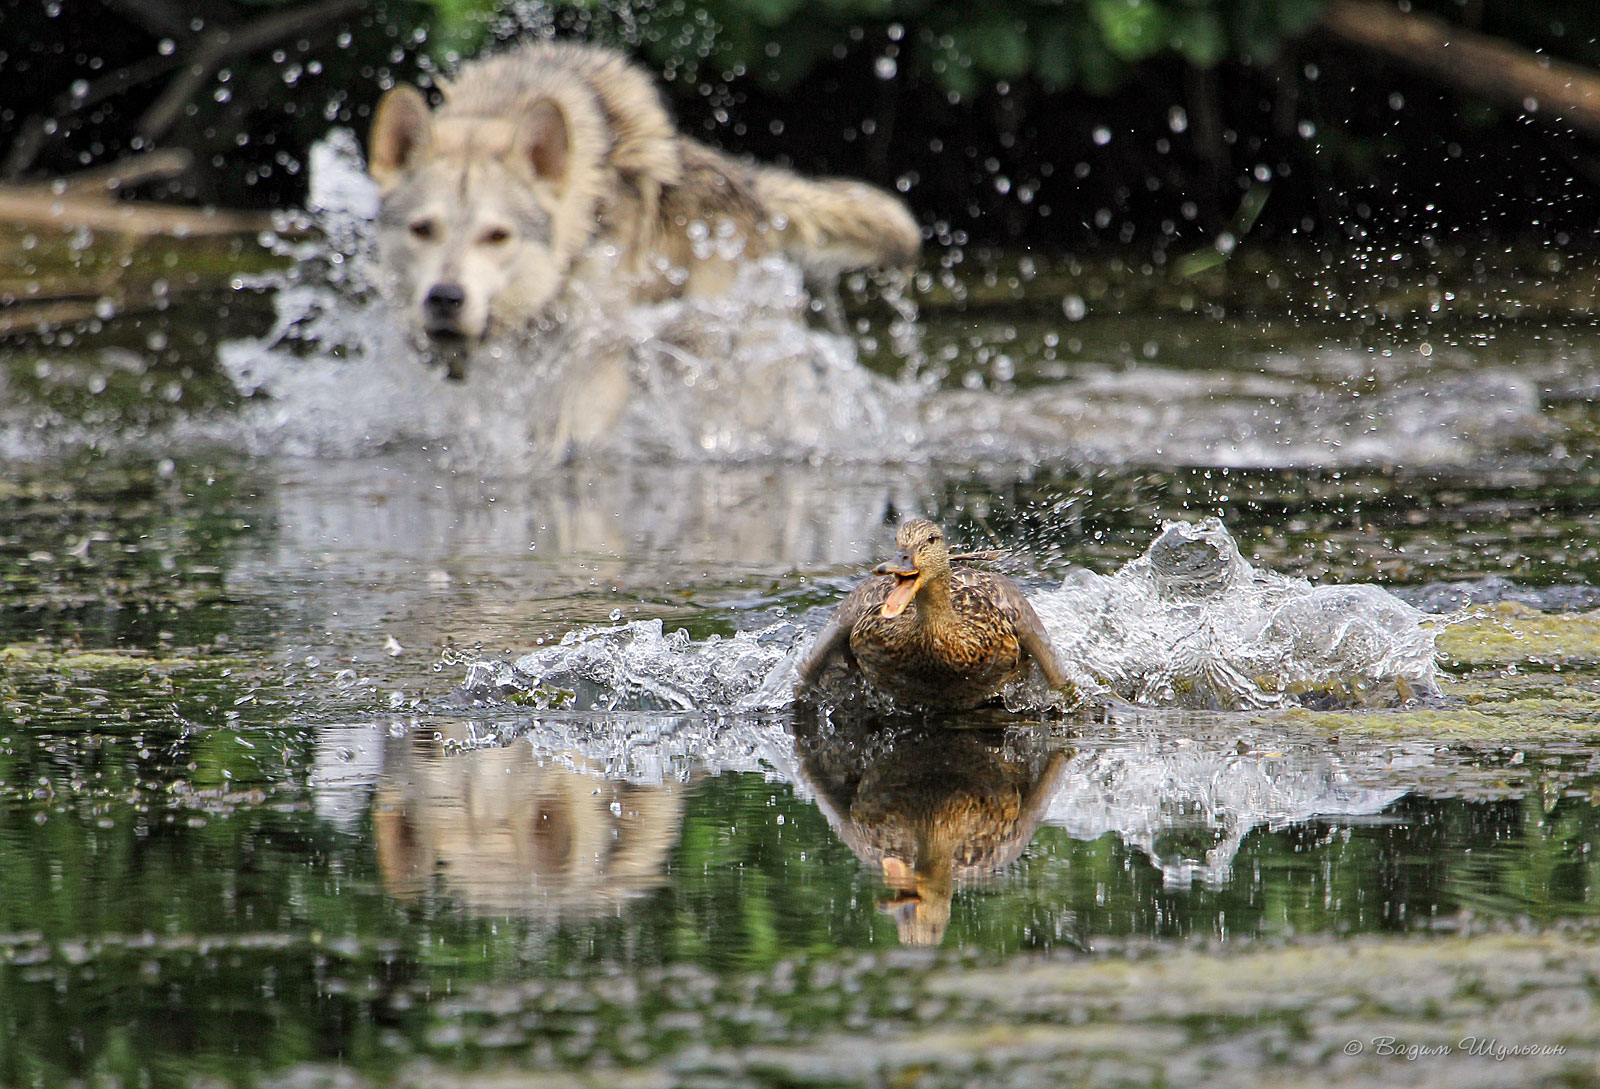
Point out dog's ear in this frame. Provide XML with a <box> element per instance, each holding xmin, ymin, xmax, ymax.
<box><xmin>519</xmin><ymin>99</ymin><xmax>571</xmax><ymax>183</ymax></box>
<box><xmin>369</xmin><ymin>84</ymin><xmax>432</xmax><ymax>189</ymax></box>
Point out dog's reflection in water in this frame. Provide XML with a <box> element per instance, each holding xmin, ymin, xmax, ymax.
<box><xmin>373</xmin><ymin>726</ymin><xmax>684</xmax><ymax>918</ymax></box>
<box><xmin>793</xmin><ymin>713</ymin><xmax>1067</xmax><ymax>946</ymax></box>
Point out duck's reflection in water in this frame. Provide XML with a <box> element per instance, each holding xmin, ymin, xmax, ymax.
<box><xmin>373</xmin><ymin>724</ymin><xmax>685</xmax><ymax>917</ymax></box>
<box><xmin>792</xmin><ymin>713</ymin><xmax>1068</xmax><ymax>945</ymax></box>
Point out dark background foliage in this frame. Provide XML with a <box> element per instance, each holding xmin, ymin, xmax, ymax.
<box><xmin>3</xmin><ymin>0</ymin><xmax>1600</xmax><ymax>249</ymax></box>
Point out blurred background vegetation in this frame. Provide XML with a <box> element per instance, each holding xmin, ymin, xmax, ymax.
<box><xmin>3</xmin><ymin>0</ymin><xmax>1600</xmax><ymax>249</ymax></box>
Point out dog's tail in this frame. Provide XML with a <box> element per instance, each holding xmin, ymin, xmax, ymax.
<box><xmin>753</xmin><ymin>168</ymin><xmax>921</xmax><ymax>277</ymax></box>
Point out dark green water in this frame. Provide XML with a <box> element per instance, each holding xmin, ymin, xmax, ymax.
<box><xmin>4</xmin><ymin>256</ymin><xmax>1600</xmax><ymax>1086</ymax></box>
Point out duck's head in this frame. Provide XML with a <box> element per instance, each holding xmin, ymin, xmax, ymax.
<box><xmin>874</xmin><ymin>518</ymin><xmax>951</xmax><ymax>618</ymax></box>
<box><xmin>879</xmin><ymin>854</ymin><xmax>954</xmax><ymax>946</ymax></box>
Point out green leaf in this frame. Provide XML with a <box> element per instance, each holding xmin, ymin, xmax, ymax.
<box><xmin>1034</xmin><ymin>20</ymin><xmax>1078</xmax><ymax>90</ymax></box>
<box><xmin>935</xmin><ymin>51</ymin><xmax>981</xmax><ymax>99</ymax></box>
<box><xmin>743</xmin><ymin>0</ymin><xmax>810</xmax><ymax>25</ymax></box>
<box><xmin>1089</xmin><ymin>0</ymin><xmax>1171</xmax><ymax>61</ymax></box>
<box><xmin>812</xmin><ymin>0</ymin><xmax>896</xmax><ymax>15</ymax></box>
<box><xmin>964</xmin><ymin>17</ymin><xmax>1034</xmax><ymax>80</ymax></box>
<box><xmin>420</xmin><ymin>0</ymin><xmax>496</xmax><ymax>56</ymax></box>
<box><xmin>754</xmin><ymin>25</ymin><xmax>839</xmax><ymax>90</ymax></box>
<box><xmin>1226</xmin><ymin>0</ymin><xmax>1288</xmax><ymax>62</ymax></box>
<box><xmin>1170</xmin><ymin>9</ymin><xmax>1226</xmax><ymax>68</ymax></box>
<box><xmin>1076</xmin><ymin>26</ymin><xmax>1129</xmax><ymax>93</ymax></box>
<box><xmin>1276</xmin><ymin>0</ymin><xmax>1331</xmax><ymax>36</ymax></box>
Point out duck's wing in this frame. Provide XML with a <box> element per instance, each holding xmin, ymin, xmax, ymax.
<box><xmin>967</xmin><ymin>570</ymin><xmax>1067</xmax><ymax>688</ymax></box>
<box><xmin>985</xmin><ymin>750</ymin><xmax>1070</xmax><ymax>871</ymax></box>
<box><xmin>795</xmin><ymin>613</ymin><xmax>852</xmax><ymax>690</ymax></box>
<box><xmin>795</xmin><ymin>579</ymin><xmax>885</xmax><ymax>689</ymax></box>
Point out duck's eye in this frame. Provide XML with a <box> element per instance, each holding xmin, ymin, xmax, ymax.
<box><xmin>409</xmin><ymin>219</ymin><xmax>437</xmax><ymax>241</ymax></box>
<box><xmin>479</xmin><ymin>226</ymin><xmax>511</xmax><ymax>245</ymax></box>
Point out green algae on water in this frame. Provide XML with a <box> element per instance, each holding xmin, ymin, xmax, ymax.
<box><xmin>1438</xmin><ymin>602</ymin><xmax>1600</xmax><ymax>671</ymax></box>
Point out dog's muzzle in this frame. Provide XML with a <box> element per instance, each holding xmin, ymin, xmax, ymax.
<box><xmin>417</xmin><ymin>283</ymin><xmax>472</xmax><ymax>379</ymax></box>
<box><xmin>422</xmin><ymin>282</ymin><xmax>468</xmax><ymax>338</ymax></box>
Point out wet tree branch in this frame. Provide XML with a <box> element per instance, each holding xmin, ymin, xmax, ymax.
<box><xmin>1322</xmin><ymin>0</ymin><xmax>1600</xmax><ymax>138</ymax></box>
<box><xmin>1</xmin><ymin>0</ymin><xmax>362</xmax><ymax>181</ymax></box>
<box><xmin>135</xmin><ymin>0</ymin><xmax>364</xmax><ymax>143</ymax></box>
<box><xmin>36</xmin><ymin>149</ymin><xmax>195</xmax><ymax>195</ymax></box>
<box><xmin>0</xmin><ymin>188</ymin><xmax>269</xmax><ymax>235</ymax></box>
<box><xmin>2</xmin><ymin>52</ymin><xmax>187</xmax><ymax>180</ymax></box>
<box><xmin>98</xmin><ymin>0</ymin><xmax>198</xmax><ymax>40</ymax></box>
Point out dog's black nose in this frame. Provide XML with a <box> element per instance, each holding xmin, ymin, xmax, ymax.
<box><xmin>423</xmin><ymin>283</ymin><xmax>466</xmax><ymax>320</ymax></box>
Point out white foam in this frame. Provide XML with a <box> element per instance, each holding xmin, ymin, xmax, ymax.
<box><xmin>1034</xmin><ymin>518</ymin><xmax>1439</xmax><ymax>709</ymax></box>
<box><xmin>477</xmin><ymin>518</ymin><xmax>1438</xmax><ymax>714</ymax></box>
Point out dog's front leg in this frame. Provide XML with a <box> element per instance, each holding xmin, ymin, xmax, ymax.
<box><xmin>547</xmin><ymin>350</ymin><xmax>631</xmax><ymax>463</ymax></box>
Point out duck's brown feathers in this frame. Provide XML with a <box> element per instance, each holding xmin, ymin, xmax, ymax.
<box><xmin>798</xmin><ymin>562</ymin><xmax>1065</xmax><ymax>711</ymax></box>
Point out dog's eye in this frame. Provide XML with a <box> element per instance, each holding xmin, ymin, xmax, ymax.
<box><xmin>479</xmin><ymin>227</ymin><xmax>511</xmax><ymax>246</ymax></box>
<box><xmin>409</xmin><ymin>219</ymin><xmax>437</xmax><ymax>241</ymax></box>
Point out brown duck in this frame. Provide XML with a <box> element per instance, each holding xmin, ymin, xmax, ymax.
<box><xmin>796</xmin><ymin>518</ymin><xmax>1069</xmax><ymax>711</ymax></box>
<box><xmin>793</xmin><ymin>715</ymin><xmax>1071</xmax><ymax>945</ymax></box>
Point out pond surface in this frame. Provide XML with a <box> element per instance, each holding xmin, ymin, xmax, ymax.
<box><xmin>4</xmin><ymin>196</ymin><xmax>1600</xmax><ymax>1086</ymax></box>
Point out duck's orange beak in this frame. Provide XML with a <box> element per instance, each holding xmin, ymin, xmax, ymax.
<box><xmin>874</xmin><ymin>555</ymin><xmax>921</xmax><ymax>618</ymax></box>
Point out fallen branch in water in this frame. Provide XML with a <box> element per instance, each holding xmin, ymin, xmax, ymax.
<box><xmin>0</xmin><ymin>300</ymin><xmax>102</xmax><ymax>339</ymax></box>
<box><xmin>22</xmin><ymin>149</ymin><xmax>195</xmax><ymax>197</ymax></box>
<box><xmin>0</xmin><ymin>154</ymin><xmax>281</xmax><ymax>338</ymax></box>
<box><xmin>0</xmin><ymin>187</ymin><xmax>269</xmax><ymax>237</ymax></box>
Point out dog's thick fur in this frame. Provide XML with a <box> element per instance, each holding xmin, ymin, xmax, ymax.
<box><xmin>368</xmin><ymin>41</ymin><xmax>920</xmax><ymax>356</ymax></box>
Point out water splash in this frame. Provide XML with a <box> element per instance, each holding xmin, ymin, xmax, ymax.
<box><xmin>1034</xmin><ymin>518</ymin><xmax>1439</xmax><ymax>709</ymax></box>
<box><xmin>465</xmin><ymin>621</ymin><xmax>804</xmax><ymax>713</ymax></box>
<box><xmin>196</xmin><ymin>132</ymin><xmax>1560</xmax><ymax>471</ymax></box>
<box><xmin>465</xmin><ymin>519</ymin><xmax>1439</xmax><ymax>714</ymax></box>
<box><xmin>205</xmin><ymin>130</ymin><xmax>918</xmax><ymax>465</ymax></box>
<box><xmin>1044</xmin><ymin>729</ymin><xmax>1409</xmax><ymax>888</ymax></box>
<box><xmin>307</xmin><ymin>706</ymin><xmax>1466</xmax><ymax>904</ymax></box>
